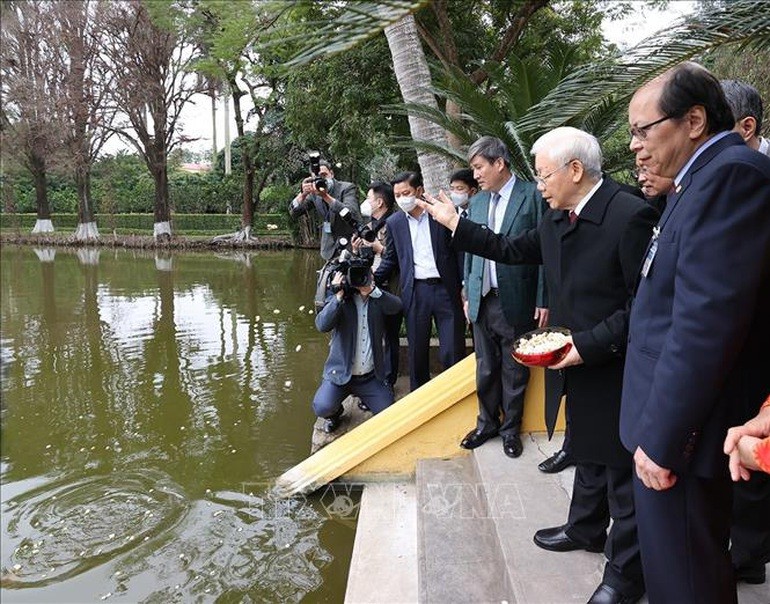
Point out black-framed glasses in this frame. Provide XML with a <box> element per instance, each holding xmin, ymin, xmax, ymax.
<box><xmin>629</xmin><ymin>115</ymin><xmax>671</xmax><ymax>140</ymax></box>
<box><xmin>535</xmin><ymin>159</ymin><xmax>575</xmax><ymax>186</ymax></box>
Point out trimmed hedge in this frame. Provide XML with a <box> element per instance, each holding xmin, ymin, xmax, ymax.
<box><xmin>0</xmin><ymin>213</ymin><xmax>292</xmax><ymax>235</ymax></box>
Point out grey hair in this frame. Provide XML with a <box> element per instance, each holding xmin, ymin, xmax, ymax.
<box><xmin>721</xmin><ymin>79</ymin><xmax>763</xmax><ymax>133</ymax></box>
<box><xmin>530</xmin><ymin>127</ymin><xmax>602</xmax><ymax>179</ymax></box>
<box><xmin>467</xmin><ymin>135</ymin><xmax>511</xmax><ymax>167</ymax></box>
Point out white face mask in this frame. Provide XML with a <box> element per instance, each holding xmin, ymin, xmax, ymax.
<box><xmin>396</xmin><ymin>195</ymin><xmax>417</xmax><ymax>213</ymax></box>
<box><xmin>360</xmin><ymin>200</ymin><xmax>373</xmax><ymax>218</ymax></box>
<box><xmin>450</xmin><ymin>192</ymin><xmax>468</xmax><ymax>207</ymax></box>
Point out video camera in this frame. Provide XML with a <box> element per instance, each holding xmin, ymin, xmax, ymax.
<box><xmin>338</xmin><ymin>207</ymin><xmax>376</xmax><ymax>243</ymax></box>
<box><xmin>308</xmin><ymin>150</ymin><xmax>329</xmax><ymax>193</ymax></box>
<box><xmin>314</xmin><ymin>237</ymin><xmax>375</xmax><ymax>306</ymax></box>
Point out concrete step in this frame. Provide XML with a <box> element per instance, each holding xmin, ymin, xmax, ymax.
<box><xmin>416</xmin><ymin>455</ymin><xmax>511</xmax><ymax>603</ymax></box>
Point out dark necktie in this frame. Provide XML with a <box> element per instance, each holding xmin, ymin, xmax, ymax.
<box><xmin>482</xmin><ymin>193</ymin><xmax>500</xmax><ymax>296</ymax></box>
<box><xmin>569</xmin><ymin>210</ymin><xmax>578</xmax><ymax>224</ymax></box>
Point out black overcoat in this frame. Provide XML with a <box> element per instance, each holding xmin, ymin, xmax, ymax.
<box><xmin>453</xmin><ymin>178</ymin><xmax>658</xmax><ymax>465</ymax></box>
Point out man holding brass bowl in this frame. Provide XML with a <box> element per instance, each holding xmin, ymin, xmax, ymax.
<box><xmin>419</xmin><ymin>127</ymin><xmax>658</xmax><ymax>604</ymax></box>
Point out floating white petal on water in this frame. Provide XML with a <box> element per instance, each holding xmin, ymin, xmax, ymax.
<box><xmin>114</xmin><ymin>571</ymin><xmax>122</xmax><ymax>577</ymax></box>
<box><xmin>108</xmin><ymin>533</ymin><xmax>115</xmax><ymax>540</ymax></box>
<box><xmin>213</xmin><ymin>510</ymin><xmax>224</xmax><ymax>517</ymax></box>
<box><xmin>12</xmin><ymin>564</ymin><xmax>21</xmax><ymax>572</ymax></box>
<box><xmin>179</xmin><ymin>554</ymin><xmax>185</xmax><ymax>559</ymax></box>
<box><xmin>299</xmin><ymin>305</ymin><xmax>305</xmax><ymax>311</ymax></box>
<box><xmin>205</xmin><ymin>489</ymin><xmax>211</xmax><ymax>495</ymax></box>
<box><xmin>180</xmin><ymin>426</ymin><xmax>185</xmax><ymax>431</ymax></box>
<box><xmin>273</xmin><ymin>309</ymin><xmax>280</xmax><ymax>314</ymax></box>
<box><xmin>100</xmin><ymin>593</ymin><xmax>112</xmax><ymax>600</ymax></box>
<box><xmin>45</xmin><ymin>444</ymin><xmax>52</xmax><ymax>449</ymax></box>
<box><xmin>295</xmin><ymin>345</ymin><xmax>302</xmax><ymax>352</ymax></box>
<box><xmin>80</xmin><ymin>447</ymin><xmax>86</xmax><ymax>452</ymax></box>
<box><xmin>284</xmin><ymin>380</ymin><xmax>292</xmax><ymax>388</ymax></box>
<box><xmin>308</xmin><ymin>310</ymin><xmax>314</xmax><ymax>315</ymax></box>
<box><xmin>256</xmin><ymin>315</ymin><xmax>260</xmax><ymax>322</ymax></box>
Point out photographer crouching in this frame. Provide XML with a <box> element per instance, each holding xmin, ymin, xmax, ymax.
<box><xmin>312</xmin><ymin>247</ymin><xmax>403</xmax><ymax>433</ymax></box>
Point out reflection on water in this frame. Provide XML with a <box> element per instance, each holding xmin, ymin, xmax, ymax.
<box><xmin>0</xmin><ymin>246</ymin><xmax>356</xmax><ymax>602</ymax></box>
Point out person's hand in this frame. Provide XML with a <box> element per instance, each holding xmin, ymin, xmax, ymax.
<box><xmin>300</xmin><ymin>179</ymin><xmax>314</xmax><ymax>198</ymax></box>
<box><xmin>418</xmin><ymin>191</ymin><xmax>460</xmax><ymax>232</ymax></box>
<box><xmin>548</xmin><ymin>335</ymin><xmax>582</xmax><ymax>370</ymax></box>
<box><xmin>634</xmin><ymin>446</ymin><xmax>677</xmax><ymax>491</ymax></box>
<box><xmin>535</xmin><ymin>307</ymin><xmax>549</xmax><ymax>328</ymax></box>
<box><xmin>351</xmin><ymin>234</ymin><xmax>363</xmax><ymax>251</ymax></box>
<box><xmin>331</xmin><ymin>271</ymin><xmax>345</xmax><ymax>301</ymax></box>
<box><xmin>724</xmin><ymin>404</ymin><xmax>770</xmax><ymax>480</ymax></box>
<box><xmin>462</xmin><ymin>298</ymin><xmax>470</xmax><ymax>323</ymax></box>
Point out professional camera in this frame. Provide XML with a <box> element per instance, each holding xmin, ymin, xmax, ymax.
<box><xmin>338</xmin><ymin>207</ymin><xmax>376</xmax><ymax>243</ymax></box>
<box><xmin>329</xmin><ymin>247</ymin><xmax>375</xmax><ymax>293</ymax></box>
<box><xmin>307</xmin><ymin>150</ymin><xmax>329</xmax><ymax>192</ymax></box>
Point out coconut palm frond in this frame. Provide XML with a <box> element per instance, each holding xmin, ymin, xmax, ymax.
<box><xmin>384</xmin><ymin>101</ymin><xmax>474</xmax><ymax>141</ymax></box>
<box><xmin>519</xmin><ymin>0</ymin><xmax>770</xmax><ymax>132</ymax></box>
<box><xmin>261</xmin><ymin>0</ymin><xmax>428</xmax><ymax>66</ymax></box>
<box><xmin>389</xmin><ymin>135</ymin><xmax>468</xmax><ymax>165</ymax></box>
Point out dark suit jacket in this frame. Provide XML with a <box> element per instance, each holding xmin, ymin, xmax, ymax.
<box><xmin>375</xmin><ymin>210</ymin><xmax>463</xmax><ymax>313</ymax></box>
<box><xmin>453</xmin><ymin>178</ymin><xmax>658</xmax><ymax>465</ymax></box>
<box><xmin>621</xmin><ymin>132</ymin><xmax>770</xmax><ymax>477</ymax></box>
<box><xmin>288</xmin><ymin>179</ymin><xmax>361</xmax><ymax>260</ymax></box>
<box><xmin>315</xmin><ymin>288</ymin><xmax>403</xmax><ymax>384</ymax></box>
<box><xmin>464</xmin><ymin>181</ymin><xmax>547</xmax><ymax>326</ymax></box>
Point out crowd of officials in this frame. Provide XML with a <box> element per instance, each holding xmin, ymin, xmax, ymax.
<box><xmin>288</xmin><ymin>63</ymin><xmax>770</xmax><ymax>604</ymax></box>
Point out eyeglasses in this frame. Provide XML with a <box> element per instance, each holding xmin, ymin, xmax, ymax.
<box><xmin>535</xmin><ymin>160</ymin><xmax>574</xmax><ymax>186</ymax></box>
<box><xmin>629</xmin><ymin>115</ymin><xmax>671</xmax><ymax>140</ymax></box>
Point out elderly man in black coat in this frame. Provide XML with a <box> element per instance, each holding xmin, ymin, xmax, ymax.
<box><xmin>419</xmin><ymin>127</ymin><xmax>658</xmax><ymax>604</ymax></box>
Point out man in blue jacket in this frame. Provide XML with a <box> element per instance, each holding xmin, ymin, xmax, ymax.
<box><xmin>312</xmin><ymin>267</ymin><xmax>403</xmax><ymax>433</ymax></box>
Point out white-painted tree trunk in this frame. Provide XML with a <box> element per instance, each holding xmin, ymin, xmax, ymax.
<box><xmin>76</xmin><ymin>248</ymin><xmax>100</xmax><ymax>265</ymax></box>
<box><xmin>211</xmin><ymin>225</ymin><xmax>254</xmax><ymax>243</ymax></box>
<box><xmin>153</xmin><ymin>221</ymin><xmax>172</xmax><ymax>240</ymax></box>
<box><xmin>384</xmin><ymin>15</ymin><xmax>452</xmax><ymax>195</ymax></box>
<box><xmin>33</xmin><ymin>248</ymin><xmax>56</xmax><ymax>262</ymax></box>
<box><xmin>74</xmin><ymin>221</ymin><xmax>100</xmax><ymax>241</ymax></box>
<box><xmin>31</xmin><ymin>219</ymin><xmax>55</xmax><ymax>233</ymax></box>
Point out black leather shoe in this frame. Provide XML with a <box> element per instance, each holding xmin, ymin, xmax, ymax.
<box><xmin>323</xmin><ymin>412</ymin><xmax>343</xmax><ymax>434</ymax></box>
<box><xmin>586</xmin><ymin>582</ymin><xmax>642</xmax><ymax>604</ymax></box>
<box><xmin>503</xmin><ymin>434</ymin><xmax>523</xmax><ymax>458</ymax></box>
<box><xmin>533</xmin><ymin>524</ymin><xmax>605</xmax><ymax>553</ymax></box>
<box><xmin>735</xmin><ymin>563</ymin><xmax>766</xmax><ymax>584</ymax></box>
<box><xmin>460</xmin><ymin>429</ymin><xmax>497</xmax><ymax>449</ymax></box>
<box><xmin>538</xmin><ymin>449</ymin><xmax>575</xmax><ymax>473</ymax></box>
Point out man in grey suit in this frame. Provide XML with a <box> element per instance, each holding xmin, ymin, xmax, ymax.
<box><xmin>459</xmin><ymin>136</ymin><xmax>548</xmax><ymax>458</ymax></box>
<box><xmin>288</xmin><ymin>159</ymin><xmax>362</xmax><ymax>260</ymax></box>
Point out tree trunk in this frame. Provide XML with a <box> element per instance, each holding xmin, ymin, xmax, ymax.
<box><xmin>75</xmin><ymin>164</ymin><xmax>100</xmax><ymax>240</ymax></box>
<box><xmin>384</xmin><ymin>14</ymin><xmax>451</xmax><ymax>195</ymax></box>
<box><xmin>30</xmin><ymin>151</ymin><xmax>54</xmax><ymax>233</ymax></box>
<box><xmin>151</xmin><ymin>149</ymin><xmax>172</xmax><ymax>241</ymax></box>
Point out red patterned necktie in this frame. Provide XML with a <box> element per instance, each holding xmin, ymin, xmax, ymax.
<box><xmin>568</xmin><ymin>211</ymin><xmax>578</xmax><ymax>224</ymax></box>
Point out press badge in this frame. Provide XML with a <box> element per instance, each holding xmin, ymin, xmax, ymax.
<box><xmin>323</xmin><ymin>221</ymin><xmax>332</xmax><ymax>234</ymax></box>
<box><xmin>641</xmin><ymin>226</ymin><xmax>660</xmax><ymax>278</ymax></box>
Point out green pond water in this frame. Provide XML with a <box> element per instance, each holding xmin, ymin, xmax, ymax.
<box><xmin>0</xmin><ymin>245</ymin><xmax>358</xmax><ymax>603</ymax></box>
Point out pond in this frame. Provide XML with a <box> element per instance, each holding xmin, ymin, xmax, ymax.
<box><xmin>0</xmin><ymin>245</ymin><xmax>358</xmax><ymax>603</ymax></box>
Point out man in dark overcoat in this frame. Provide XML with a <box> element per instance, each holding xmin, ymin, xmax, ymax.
<box><xmin>419</xmin><ymin>126</ymin><xmax>658</xmax><ymax>604</ymax></box>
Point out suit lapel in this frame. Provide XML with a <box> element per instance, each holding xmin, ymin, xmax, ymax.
<box><xmin>499</xmin><ymin>181</ymin><xmax>527</xmax><ymax>234</ymax></box>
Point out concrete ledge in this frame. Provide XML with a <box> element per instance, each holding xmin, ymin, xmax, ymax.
<box><xmin>344</xmin><ymin>482</ymin><xmax>418</xmax><ymax>603</ymax></box>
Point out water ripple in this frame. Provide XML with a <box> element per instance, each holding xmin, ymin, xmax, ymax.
<box><xmin>1</xmin><ymin>471</ymin><xmax>189</xmax><ymax>588</ymax></box>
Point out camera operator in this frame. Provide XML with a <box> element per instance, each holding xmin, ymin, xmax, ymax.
<box><xmin>353</xmin><ymin>181</ymin><xmax>401</xmax><ymax>387</ymax></box>
<box><xmin>311</xmin><ymin>263</ymin><xmax>403</xmax><ymax>433</ymax></box>
<box><xmin>288</xmin><ymin>156</ymin><xmax>362</xmax><ymax>261</ymax></box>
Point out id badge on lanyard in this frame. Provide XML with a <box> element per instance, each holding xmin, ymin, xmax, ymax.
<box><xmin>640</xmin><ymin>226</ymin><xmax>660</xmax><ymax>278</ymax></box>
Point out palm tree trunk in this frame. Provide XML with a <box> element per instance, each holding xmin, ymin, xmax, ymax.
<box><xmin>384</xmin><ymin>14</ymin><xmax>451</xmax><ymax>195</ymax></box>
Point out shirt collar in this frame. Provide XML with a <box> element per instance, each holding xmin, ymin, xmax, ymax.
<box><xmin>572</xmin><ymin>177</ymin><xmax>603</xmax><ymax>216</ymax></box>
<box><xmin>674</xmin><ymin>131</ymin><xmax>731</xmax><ymax>186</ymax></box>
<box><xmin>495</xmin><ymin>173</ymin><xmax>517</xmax><ymax>202</ymax></box>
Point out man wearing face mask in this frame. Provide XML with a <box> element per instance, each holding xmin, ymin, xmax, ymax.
<box><xmin>375</xmin><ymin>171</ymin><xmax>466</xmax><ymax>391</ymax></box>
<box><xmin>288</xmin><ymin>159</ymin><xmax>361</xmax><ymax>261</ymax></box>
<box><xmin>448</xmin><ymin>168</ymin><xmax>478</xmax><ymax>219</ymax></box>
<box><xmin>354</xmin><ymin>181</ymin><xmax>401</xmax><ymax>387</ymax></box>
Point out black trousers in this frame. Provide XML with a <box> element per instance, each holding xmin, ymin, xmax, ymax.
<box><xmin>471</xmin><ymin>292</ymin><xmax>530</xmax><ymax>437</ymax></box>
<box><xmin>383</xmin><ymin>310</ymin><xmax>402</xmax><ymax>386</ymax></box>
<box><xmin>633</xmin><ymin>471</ymin><xmax>735</xmax><ymax>604</ymax></box>
<box><xmin>731</xmin><ymin>471</ymin><xmax>770</xmax><ymax>569</ymax></box>
<box><xmin>565</xmin><ymin>462</ymin><xmax>644</xmax><ymax>598</ymax></box>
